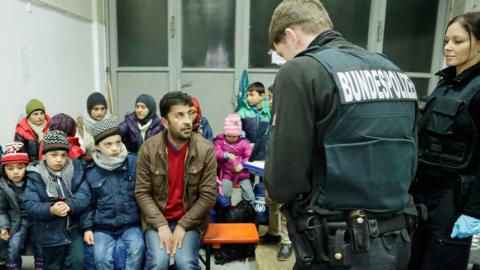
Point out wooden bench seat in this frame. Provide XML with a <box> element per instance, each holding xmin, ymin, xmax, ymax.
<box><xmin>201</xmin><ymin>223</ymin><xmax>259</xmax><ymax>270</ymax></box>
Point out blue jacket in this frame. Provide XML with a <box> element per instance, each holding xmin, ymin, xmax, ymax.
<box><xmin>82</xmin><ymin>154</ymin><xmax>140</xmax><ymax>234</ymax></box>
<box><xmin>199</xmin><ymin>117</ymin><xmax>214</xmax><ymax>142</ymax></box>
<box><xmin>24</xmin><ymin>159</ymin><xmax>90</xmax><ymax>247</ymax></box>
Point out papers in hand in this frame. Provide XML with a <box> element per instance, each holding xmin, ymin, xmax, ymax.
<box><xmin>242</xmin><ymin>161</ymin><xmax>265</xmax><ymax>176</ymax></box>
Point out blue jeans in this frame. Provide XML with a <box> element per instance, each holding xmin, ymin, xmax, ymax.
<box><xmin>145</xmin><ymin>223</ymin><xmax>201</xmax><ymax>270</ymax></box>
<box><xmin>6</xmin><ymin>218</ymin><xmax>42</xmax><ymax>265</ymax></box>
<box><xmin>85</xmin><ymin>241</ymin><xmax>126</xmax><ymax>270</ymax></box>
<box><xmin>93</xmin><ymin>227</ymin><xmax>145</xmax><ymax>270</ymax></box>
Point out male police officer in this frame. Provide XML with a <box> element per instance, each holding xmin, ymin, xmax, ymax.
<box><xmin>264</xmin><ymin>0</ymin><xmax>418</xmax><ymax>269</ymax></box>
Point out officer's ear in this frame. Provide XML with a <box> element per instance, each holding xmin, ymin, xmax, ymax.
<box><xmin>284</xmin><ymin>27</ymin><xmax>298</xmax><ymax>44</ymax></box>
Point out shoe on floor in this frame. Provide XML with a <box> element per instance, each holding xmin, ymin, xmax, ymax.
<box><xmin>259</xmin><ymin>233</ymin><xmax>281</xmax><ymax>244</ymax></box>
<box><xmin>277</xmin><ymin>244</ymin><xmax>293</xmax><ymax>261</ymax></box>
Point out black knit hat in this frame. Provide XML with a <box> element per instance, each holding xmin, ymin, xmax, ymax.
<box><xmin>92</xmin><ymin>118</ymin><xmax>120</xmax><ymax>145</ymax></box>
<box><xmin>86</xmin><ymin>92</ymin><xmax>107</xmax><ymax>115</ymax></box>
<box><xmin>42</xmin><ymin>130</ymin><xmax>69</xmax><ymax>154</ymax></box>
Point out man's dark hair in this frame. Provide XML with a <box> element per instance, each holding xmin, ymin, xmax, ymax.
<box><xmin>159</xmin><ymin>91</ymin><xmax>193</xmax><ymax>118</ymax></box>
<box><xmin>247</xmin><ymin>82</ymin><xmax>265</xmax><ymax>95</ymax></box>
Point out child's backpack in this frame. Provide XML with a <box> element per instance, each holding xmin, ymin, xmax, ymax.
<box><xmin>213</xmin><ymin>200</ymin><xmax>256</xmax><ymax>265</ymax></box>
<box><xmin>253</xmin><ymin>181</ymin><xmax>269</xmax><ymax>225</ymax></box>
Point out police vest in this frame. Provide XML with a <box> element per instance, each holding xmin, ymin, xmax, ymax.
<box><xmin>307</xmin><ymin>48</ymin><xmax>418</xmax><ymax>213</ymax></box>
<box><xmin>417</xmin><ymin>75</ymin><xmax>480</xmax><ymax>174</ymax></box>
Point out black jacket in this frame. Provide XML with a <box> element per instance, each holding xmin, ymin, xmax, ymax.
<box><xmin>265</xmin><ymin>31</ymin><xmax>359</xmax><ymax>203</ymax></box>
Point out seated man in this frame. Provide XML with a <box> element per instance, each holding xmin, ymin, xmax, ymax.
<box><xmin>135</xmin><ymin>91</ymin><xmax>217</xmax><ymax>270</ymax></box>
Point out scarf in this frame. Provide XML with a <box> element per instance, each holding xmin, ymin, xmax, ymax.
<box><xmin>39</xmin><ymin>159</ymin><xmax>74</xmax><ymax>198</ymax></box>
<box><xmin>138</xmin><ymin>120</ymin><xmax>152</xmax><ymax>141</ymax></box>
<box><xmin>93</xmin><ymin>143</ymin><xmax>128</xmax><ymax>171</ymax></box>
<box><xmin>28</xmin><ymin>120</ymin><xmax>47</xmax><ymax>142</ymax></box>
<box><xmin>83</xmin><ymin>111</ymin><xmax>114</xmax><ymax>133</ymax></box>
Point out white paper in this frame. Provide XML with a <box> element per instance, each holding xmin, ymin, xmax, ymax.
<box><xmin>270</xmin><ymin>49</ymin><xmax>286</xmax><ymax>65</ymax></box>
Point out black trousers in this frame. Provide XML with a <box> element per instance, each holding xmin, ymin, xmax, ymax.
<box><xmin>409</xmin><ymin>186</ymin><xmax>472</xmax><ymax>270</ymax></box>
<box><xmin>293</xmin><ymin>228</ymin><xmax>411</xmax><ymax>270</ymax></box>
<box><xmin>42</xmin><ymin>229</ymin><xmax>84</xmax><ymax>270</ymax></box>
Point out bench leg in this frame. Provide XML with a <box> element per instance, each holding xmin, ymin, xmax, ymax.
<box><xmin>205</xmin><ymin>244</ymin><xmax>211</xmax><ymax>270</ymax></box>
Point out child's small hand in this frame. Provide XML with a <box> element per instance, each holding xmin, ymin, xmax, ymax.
<box><xmin>50</xmin><ymin>201</ymin><xmax>69</xmax><ymax>217</ymax></box>
<box><xmin>0</xmin><ymin>229</ymin><xmax>9</xmax><ymax>241</ymax></box>
<box><xmin>84</xmin><ymin>230</ymin><xmax>94</xmax><ymax>245</ymax></box>
<box><xmin>227</xmin><ymin>153</ymin><xmax>237</xmax><ymax>161</ymax></box>
<box><xmin>234</xmin><ymin>164</ymin><xmax>243</xmax><ymax>173</ymax></box>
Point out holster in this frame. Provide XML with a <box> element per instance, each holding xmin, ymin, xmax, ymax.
<box><xmin>347</xmin><ymin>210</ymin><xmax>370</xmax><ymax>253</ymax></box>
<box><xmin>326</xmin><ymin>221</ymin><xmax>351</xmax><ymax>266</ymax></box>
<box><xmin>282</xmin><ymin>204</ymin><xmax>315</xmax><ymax>267</ymax></box>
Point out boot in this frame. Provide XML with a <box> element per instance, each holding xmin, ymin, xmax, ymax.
<box><xmin>34</xmin><ymin>256</ymin><xmax>44</xmax><ymax>270</ymax></box>
<box><xmin>0</xmin><ymin>260</ymin><xmax>5</xmax><ymax>270</ymax></box>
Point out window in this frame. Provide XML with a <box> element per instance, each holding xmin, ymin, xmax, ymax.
<box><xmin>182</xmin><ymin>0</ymin><xmax>235</xmax><ymax>68</ymax></box>
<box><xmin>249</xmin><ymin>0</ymin><xmax>282</xmax><ymax>68</ymax></box>
<box><xmin>322</xmin><ymin>0</ymin><xmax>371</xmax><ymax>48</ymax></box>
<box><xmin>383</xmin><ymin>0</ymin><xmax>439</xmax><ymax>73</ymax></box>
<box><xmin>117</xmin><ymin>0</ymin><xmax>168</xmax><ymax>67</ymax></box>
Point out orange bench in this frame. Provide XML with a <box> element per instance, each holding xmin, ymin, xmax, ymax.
<box><xmin>201</xmin><ymin>223</ymin><xmax>259</xmax><ymax>270</ymax></box>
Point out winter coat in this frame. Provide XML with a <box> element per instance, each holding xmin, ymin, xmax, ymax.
<box><xmin>135</xmin><ymin>131</ymin><xmax>217</xmax><ymax>233</ymax></box>
<box><xmin>198</xmin><ymin>117</ymin><xmax>214</xmax><ymax>142</ymax></box>
<box><xmin>82</xmin><ymin>154</ymin><xmax>140</xmax><ymax>234</ymax></box>
<box><xmin>14</xmin><ymin>115</ymin><xmax>51</xmax><ymax>161</ymax></box>
<box><xmin>119</xmin><ymin>112</ymin><xmax>164</xmax><ymax>153</ymax></box>
<box><xmin>0</xmin><ymin>178</ymin><xmax>24</xmax><ymax>235</ymax></box>
<box><xmin>214</xmin><ymin>134</ymin><xmax>252</xmax><ymax>184</ymax></box>
<box><xmin>24</xmin><ymin>159</ymin><xmax>90</xmax><ymax>247</ymax></box>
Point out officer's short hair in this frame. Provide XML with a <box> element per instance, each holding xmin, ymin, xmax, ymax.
<box><xmin>269</xmin><ymin>0</ymin><xmax>333</xmax><ymax>49</ymax></box>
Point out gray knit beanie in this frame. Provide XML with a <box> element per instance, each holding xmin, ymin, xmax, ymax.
<box><xmin>42</xmin><ymin>130</ymin><xmax>69</xmax><ymax>154</ymax></box>
<box><xmin>92</xmin><ymin>118</ymin><xmax>120</xmax><ymax>145</ymax></box>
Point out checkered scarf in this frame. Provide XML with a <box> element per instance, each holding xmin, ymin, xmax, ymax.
<box><xmin>38</xmin><ymin>159</ymin><xmax>74</xmax><ymax>198</ymax></box>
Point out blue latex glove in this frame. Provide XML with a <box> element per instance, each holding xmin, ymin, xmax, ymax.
<box><xmin>450</xmin><ymin>214</ymin><xmax>480</xmax><ymax>239</ymax></box>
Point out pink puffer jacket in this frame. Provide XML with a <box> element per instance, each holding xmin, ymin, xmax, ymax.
<box><xmin>214</xmin><ymin>133</ymin><xmax>252</xmax><ymax>184</ymax></box>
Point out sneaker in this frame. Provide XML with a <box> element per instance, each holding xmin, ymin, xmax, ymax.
<box><xmin>277</xmin><ymin>244</ymin><xmax>293</xmax><ymax>261</ymax></box>
<box><xmin>259</xmin><ymin>233</ymin><xmax>281</xmax><ymax>244</ymax></box>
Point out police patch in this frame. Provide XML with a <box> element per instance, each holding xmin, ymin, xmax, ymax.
<box><xmin>333</xmin><ymin>69</ymin><xmax>418</xmax><ymax>104</ymax></box>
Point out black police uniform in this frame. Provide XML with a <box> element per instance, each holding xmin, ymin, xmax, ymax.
<box><xmin>265</xmin><ymin>30</ymin><xmax>418</xmax><ymax>269</ymax></box>
<box><xmin>409</xmin><ymin>61</ymin><xmax>480</xmax><ymax>270</ymax></box>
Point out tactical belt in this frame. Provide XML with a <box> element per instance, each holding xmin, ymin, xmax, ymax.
<box><xmin>368</xmin><ymin>214</ymin><xmax>408</xmax><ymax>237</ymax></box>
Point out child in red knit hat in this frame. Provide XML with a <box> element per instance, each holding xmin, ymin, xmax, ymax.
<box><xmin>0</xmin><ymin>142</ymin><xmax>44</xmax><ymax>270</ymax></box>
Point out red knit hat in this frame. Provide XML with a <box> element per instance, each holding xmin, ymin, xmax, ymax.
<box><xmin>1</xmin><ymin>142</ymin><xmax>29</xmax><ymax>165</ymax></box>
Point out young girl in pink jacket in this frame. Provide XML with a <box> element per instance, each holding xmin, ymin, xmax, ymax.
<box><xmin>214</xmin><ymin>114</ymin><xmax>254</xmax><ymax>204</ymax></box>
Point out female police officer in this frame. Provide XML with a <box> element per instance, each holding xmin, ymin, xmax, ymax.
<box><xmin>410</xmin><ymin>11</ymin><xmax>480</xmax><ymax>270</ymax></box>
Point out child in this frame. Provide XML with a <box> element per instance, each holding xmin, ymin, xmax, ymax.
<box><xmin>76</xmin><ymin>92</ymin><xmax>116</xmax><ymax>157</ymax></box>
<box><xmin>24</xmin><ymin>130</ymin><xmax>90</xmax><ymax>270</ymax></box>
<box><xmin>83</xmin><ymin>119</ymin><xmax>144</xmax><ymax>269</ymax></box>
<box><xmin>48</xmin><ymin>113</ymin><xmax>85</xmax><ymax>160</ymax></box>
<box><xmin>119</xmin><ymin>93</ymin><xmax>164</xmax><ymax>153</ymax></box>
<box><xmin>214</xmin><ymin>114</ymin><xmax>255</xmax><ymax>204</ymax></box>
<box><xmin>236</xmin><ymin>82</ymin><xmax>271</xmax><ymax>161</ymax></box>
<box><xmin>190</xmin><ymin>96</ymin><xmax>214</xmax><ymax>142</ymax></box>
<box><xmin>0</xmin><ymin>142</ymin><xmax>43</xmax><ymax>270</ymax></box>
<box><xmin>257</xmin><ymin>85</ymin><xmax>293</xmax><ymax>261</ymax></box>
<box><xmin>14</xmin><ymin>99</ymin><xmax>51</xmax><ymax>162</ymax></box>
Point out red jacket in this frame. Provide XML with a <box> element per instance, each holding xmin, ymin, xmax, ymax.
<box><xmin>14</xmin><ymin>115</ymin><xmax>51</xmax><ymax>161</ymax></box>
